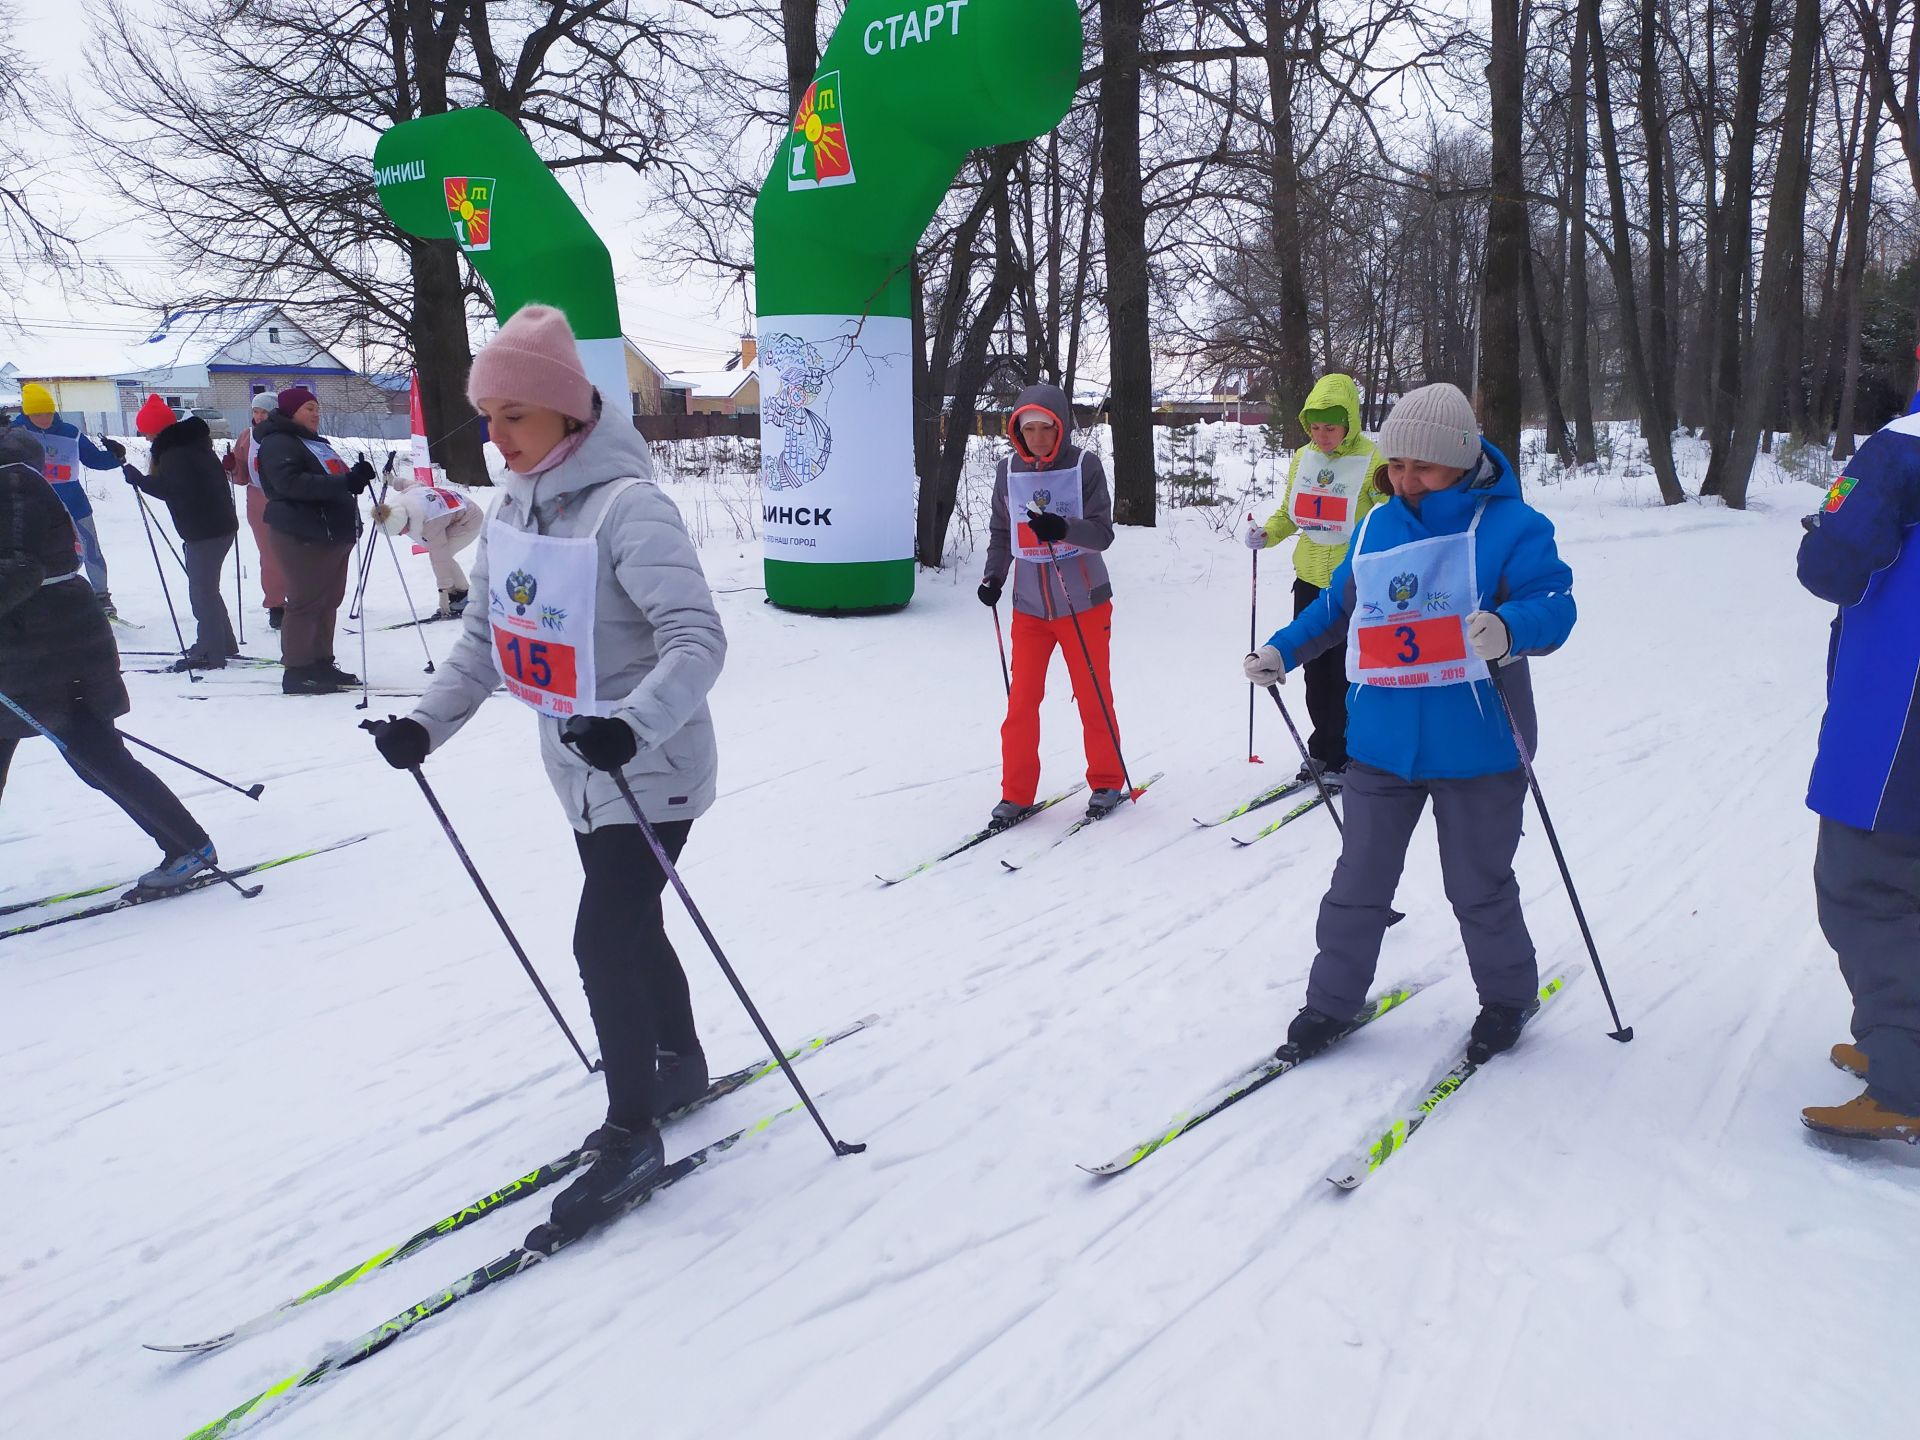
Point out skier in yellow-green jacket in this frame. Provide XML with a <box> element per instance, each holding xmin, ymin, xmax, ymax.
<box><xmin>1245</xmin><ymin>373</ymin><xmax>1388</xmax><ymax>783</ymax></box>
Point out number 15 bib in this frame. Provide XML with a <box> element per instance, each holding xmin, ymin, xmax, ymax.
<box><xmin>487</xmin><ymin>478</ymin><xmax>642</xmax><ymax>719</ymax></box>
<box><xmin>1345</xmin><ymin>502</ymin><xmax>1490</xmax><ymax>690</ymax></box>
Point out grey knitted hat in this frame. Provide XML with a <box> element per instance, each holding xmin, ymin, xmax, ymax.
<box><xmin>1378</xmin><ymin>383</ymin><xmax>1481</xmax><ymax>469</ymax></box>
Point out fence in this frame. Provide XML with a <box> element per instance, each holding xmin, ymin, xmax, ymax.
<box><xmin>633</xmin><ymin>406</ymin><xmax>1277</xmax><ymax>444</ymax></box>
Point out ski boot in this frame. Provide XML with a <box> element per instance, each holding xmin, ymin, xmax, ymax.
<box><xmin>1275</xmin><ymin>1005</ymin><xmax>1349</xmax><ymax>1063</ymax></box>
<box><xmin>137</xmin><ymin>844</ymin><xmax>219</xmax><ymax>892</ymax></box>
<box><xmin>1085</xmin><ymin>788</ymin><xmax>1127</xmax><ymax>820</ymax></box>
<box><xmin>654</xmin><ymin>1047</ymin><xmax>710</xmax><ymax>1120</ymax></box>
<box><xmin>1466</xmin><ymin>1001</ymin><xmax>1537</xmax><ymax>1064</ymax></box>
<box><xmin>317</xmin><ymin>658</ymin><xmax>361</xmax><ymax>687</ymax></box>
<box><xmin>530</xmin><ymin>1121</ymin><xmax>667</xmax><ymax>1251</ymax></box>
<box><xmin>282</xmin><ymin>664</ymin><xmax>350</xmax><ymax>695</ymax></box>
<box><xmin>990</xmin><ymin>799</ymin><xmax>1030</xmax><ymax>827</ymax></box>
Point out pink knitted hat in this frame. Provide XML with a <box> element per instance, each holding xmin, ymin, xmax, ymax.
<box><xmin>466</xmin><ymin>304</ymin><xmax>595</xmax><ymax>422</ymax></box>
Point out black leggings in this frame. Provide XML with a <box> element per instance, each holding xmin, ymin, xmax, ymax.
<box><xmin>1293</xmin><ymin>577</ymin><xmax>1351</xmax><ymax>768</ymax></box>
<box><xmin>573</xmin><ymin>820</ymin><xmax>698</xmax><ymax>1129</ymax></box>
<box><xmin>0</xmin><ymin>705</ymin><xmax>210</xmax><ymax>857</ymax></box>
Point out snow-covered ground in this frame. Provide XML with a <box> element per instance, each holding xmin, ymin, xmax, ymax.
<box><xmin>4</xmin><ymin>428</ymin><xmax>1912</xmax><ymax>1440</ymax></box>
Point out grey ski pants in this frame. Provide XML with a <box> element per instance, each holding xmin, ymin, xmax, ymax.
<box><xmin>1307</xmin><ymin>762</ymin><xmax>1538</xmax><ymax>1020</ymax></box>
<box><xmin>1815</xmin><ymin>817</ymin><xmax>1920</xmax><ymax>1113</ymax></box>
<box><xmin>183</xmin><ymin>536</ymin><xmax>237</xmax><ymax>662</ymax></box>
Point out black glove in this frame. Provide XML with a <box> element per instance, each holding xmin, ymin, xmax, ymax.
<box><xmin>561</xmin><ymin>715</ymin><xmax>639</xmax><ymax>772</ymax></box>
<box><xmin>348</xmin><ymin>458</ymin><xmax>377</xmax><ymax>492</ymax></box>
<box><xmin>977</xmin><ymin>578</ymin><xmax>1003</xmax><ymax>608</ymax></box>
<box><xmin>121</xmin><ymin>463</ymin><xmax>143</xmax><ymax>486</ymax></box>
<box><xmin>368</xmin><ymin>716</ymin><xmax>431</xmax><ymax>769</ymax></box>
<box><xmin>101</xmin><ymin>437</ymin><xmax>127</xmax><ymax>461</ymax></box>
<box><xmin>1026</xmin><ymin>509</ymin><xmax>1069</xmax><ymax>544</ymax></box>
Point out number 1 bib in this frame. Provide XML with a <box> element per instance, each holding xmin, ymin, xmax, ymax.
<box><xmin>1289</xmin><ymin>450</ymin><xmax>1372</xmax><ymax>542</ymax></box>
<box><xmin>1345</xmin><ymin>502</ymin><xmax>1491</xmax><ymax>690</ymax></box>
<box><xmin>1008</xmin><ymin>454</ymin><xmax>1084</xmax><ymax>562</ymax></box>
<box><xmin>487</xmin><ymin>478</ymin><xmax>643</xmax><ymax>719</ymax></box>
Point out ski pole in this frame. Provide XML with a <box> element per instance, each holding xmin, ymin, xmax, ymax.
<box><xmin>234</xmin><ymin>533</ymin><xmax>246</xmax><ymax>646</ymax></box>
<box><xmin>382</xmin><ymin>527</ymin><xmax>437</xmax><ymax>673</ymax></box>
<box><xmin>1263</xmin><ymin>683</ymin><xmax>1343</xmax><ymax>835</ymax></box>
<box><xmin>1041</xmin><ymin>538</ymin><xmax>1137</xmax><ymax>800</ymax></box>
<box><xmin>346</xmin><ymin>456</ymin><xmax>395</xmax><ymax>623</ymax></box>
<box><xmin>591</xmin><ymin>756</ymin><xmax>866</xmax><ymax>1158</ymax></box>
<box><xmin>991</xmin><ymin>604</ymin><xmax>1011</xmax><ymax>697</ymax></box>
<box><xmin>132</xmin><ymin>486</ymin><xmax>197</xmax><ymax>680</ymax></box>
<box><xmin>0</xmin><ymin>688</ymin><xmax>263</xmax><ymax>899</ymax></box>
<box><xmin>1247</xmin><ymin>514</ymin><xmax>1262</xmax><ymax>764</ymax></box>
<box><xmin>117</xmin><ymin>729</ymin><xmax>265</xmax><ymax>799</ymax></box>
<box><xmin>365</xmin><ymin>721</ymin><xmax>598</xmax><ymax>1075</ymax></box>
<box><xmin>1487</xmin><ymin>664</ymin><xmax>1634</xmax><ymax>1043</ymax></box>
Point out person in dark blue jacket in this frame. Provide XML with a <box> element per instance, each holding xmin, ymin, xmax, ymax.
<box><xmin>1243</xmin><ymin>382</ymin><xmax>1577</xmax><ymax>1065</ymax></box>
<box><xmin>10</xmin><ymin>382</ymin><xmax>123</xmax><ymax>615</ymax></box>
<box><xmin>1796</xmin><ymin>412</ymin><xmax>1920</xmax><ymax>1143</ymax></box>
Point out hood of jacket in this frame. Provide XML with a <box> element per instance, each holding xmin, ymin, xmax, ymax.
<box><xmin>254</xmin><ymin>411</ymin><xmax>322</xmax><ymax>445</ymax></box>
<box><xmin>0</xmin><ymin>425</ymin><xmax>45</xmax><ymax>473</ymax></box>
<box><xmin>1296</xmin><ymin>373</ymin><xmax>1369</xmax><ymax>457</ymax></box>
<box><xmin>8</xmin><ymin>413</ymin><xmax>83</xmax><ymax>443</ymax></box>
<box><xmin>1008</xmin><ymin>382</ymin><xmax>1076</xmax><ymax>468</ymax></box>
<box><xmin>1395</xmin><ymin>440</ymin><xmax>1520</xmax><ymax>535</ymax></box>
<box><xmin>149</xmin><ymin>415</ymin><xmax>212</xmax><ymax>461</ymax></box>
<box><xmin>498</xmin><ymin>396</ymin><xmax>657</xmax><ymax>524</ymax></box>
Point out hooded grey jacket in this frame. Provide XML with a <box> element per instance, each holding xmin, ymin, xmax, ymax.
<box><xmin>408</xmin><ymin>410</ymin><xmax>726</xmax><ymax>830</ymax></box>
<box><xmin>983</xmin><ymin>383</ymin><xmax>1115</xmax><ymax>620</ymax></box>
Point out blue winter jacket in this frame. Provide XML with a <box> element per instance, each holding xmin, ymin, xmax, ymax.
<box><xmin>1799</xmin><ymin>412</ymin><xmax>1920</xmax><ymax>837</ymax></box>
<box><xmin>7</xmin><ymin>414</ymin><xmax>120</xmax><ymax>521</ymax></box>
<box><xmin>1269</xmin><ymin>441</ymin><xmax>1577</xmax><ymax>781</ymax></box>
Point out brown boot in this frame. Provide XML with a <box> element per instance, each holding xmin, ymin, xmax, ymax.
<box><xmin>1802</xmin><ymin>1090</ymin><xmax>1920</xmax><ymax>1143</ymax></box>
<box><xmin>1831</xmin><ymin>1043</ymin><xmax>1868</xmax><ymax>1079</ymax></box>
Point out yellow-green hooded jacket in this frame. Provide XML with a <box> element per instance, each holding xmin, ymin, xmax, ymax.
<box><xmin>1259</xmin><ymin>373</ymin><xmax>1387</xmax><ymax>590</ymax></box>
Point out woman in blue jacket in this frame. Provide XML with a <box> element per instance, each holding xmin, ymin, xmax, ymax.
<box><xmin>1243</xmin><ymin>383</ymin><xmax>1576</xmax><ymax>1065</ymax></box>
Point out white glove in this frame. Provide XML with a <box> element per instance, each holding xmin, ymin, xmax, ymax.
<box><xmin>1243</xmin><ymin>645</ymin><xmax>1287</xmax><ymax>686</ymax></box>
<box><xmin>1466</xmin><ymin>609</ymin><xmax>1510</xmax><ymax>661</ymax></box>
<box><xmin>1243</xmin><ymin>522</ymin><xmax>1268</xmax><ymax>550</ymax></box>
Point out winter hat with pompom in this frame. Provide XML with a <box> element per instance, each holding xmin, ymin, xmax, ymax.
<box><xmin>1377</xmin><ymin>382</ymin><xmax>1481</xmax><ymax>470</ymax></box>
<box><xmin>465</xmin><ymin>304</ymin><xmax>594</xmax><ymax>423</ymax></box>
<box><xmin>135</xmin><ymin>394</ymin><xmax>178</xmax><ymax>438</ymax></box>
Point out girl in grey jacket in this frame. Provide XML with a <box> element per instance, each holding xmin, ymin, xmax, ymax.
<box><xmin>369</xmin><ymin>305</ymin><xmax>726</xmax><ymax>1243</ymax></box>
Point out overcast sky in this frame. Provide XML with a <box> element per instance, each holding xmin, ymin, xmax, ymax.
<box><xmin>2</xmin><ymin>0</ymin><xmax>752</xmax><ymax>374</ymax></box>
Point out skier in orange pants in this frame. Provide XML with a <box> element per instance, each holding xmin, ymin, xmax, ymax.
<box><xmin>978</xmin><ymin>383</ymin><xmax>1125</xmax><ymax>823</ymax></box>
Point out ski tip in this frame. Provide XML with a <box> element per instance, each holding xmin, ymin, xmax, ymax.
<box><xmin>1000</xmin><ymin>859</ymin><xmax>1021</xmax><ymax>873</ymax></box>
<box><xmin>143</xmin><ymin>1337</ymin><xmax>230</xmax><ymax>1354</ymax></box>
<box><xmin>1326</xmin><ymin>1173</ymin><xmax>1364</xmax><ymax>1192</ymax></box>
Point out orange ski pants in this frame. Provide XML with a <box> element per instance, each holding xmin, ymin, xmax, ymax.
<box><xmin>1001</xmin><ymin>602</ymin><xmax>1125</xmax><ymax>805</ymax></box>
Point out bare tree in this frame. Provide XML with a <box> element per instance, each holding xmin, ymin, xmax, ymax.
<box><xmin>0</xmin><ymin>3</ymin><xmax>74</xmax><ymax>306</ymax></box>
<box><xmin>75</xmin><ymin>0</ymin><xmax>703</xmax><ymax>481</ymax></box>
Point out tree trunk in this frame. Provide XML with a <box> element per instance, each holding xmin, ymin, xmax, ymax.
<box><xmin>1100</xmin><ymin>0</ymin><xmax>1156</xmax><ymax>525</ymax></box>
<box><xmin>1587</xmin><ymin>0</ymin><xmax>1686</xmax><ymax>503</ymax></box>
<box><xmin>781</xmin><ymin>0</ymin><xmax>819</xmax><ymax>119</ymax></box>
<box><xmin>1636</xmin><ymin>0</ymin><xmax>1675</xmax><ymax>439</ymax></box>
<box><xmin>1833</xmin><ymin>52</ymin><xmax>1884</xmax><ymax>460</ymax></box>
<box><xmin>1264</xmin><ymin>1</ymin><xmax>1316</xmax><ymax>442</ymax></box>
<box><xmin>1567</xmin><ymin>0</ymin><xmax>1597</xmax><ymax>462</ymax></box>
<box><xmin>1721</xmin><ymin>0</ymin><xmax>1819</xmax><ymax>508</ymax></box>
<box><xmin>1523</xmin><ymin>244</ymin><xmax>1575</xmax><ymax>466</ymax></box>
<box><xmin>1701</xmin><ymin>0</ymin><xmax>1775</xmax><ymax>498</ymax></box>
<box><xmin>1479</xmin><ymin>0</ymin><xmax>1526</xmax><ymax>464</ymax></box>
<box><xmin>408</xmin><ymin>238</ymin><xmax>486</xmax><ymax>484</ymax></box>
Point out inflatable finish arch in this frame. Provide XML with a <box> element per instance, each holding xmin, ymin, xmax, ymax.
<box><xmin>372</xmin><ymin>109</ymin><xmax>628</xmax><ymax>415</ymax></box>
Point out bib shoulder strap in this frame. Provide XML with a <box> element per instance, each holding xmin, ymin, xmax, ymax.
<box><xmin>585</xmin><ymin>476</ymin><xmax>649</xmax><ymax>540</ymax></box>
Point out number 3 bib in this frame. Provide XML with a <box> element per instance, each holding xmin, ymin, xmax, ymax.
<box><xmin>487</xmin><ymin>478</ymin><xmax>643</xmax><ymax>719</ymax></box>
<box><xmin>1345</xmin><ymin>502</ymin><xmax>1491</xmax><ymax>690</ymax></box>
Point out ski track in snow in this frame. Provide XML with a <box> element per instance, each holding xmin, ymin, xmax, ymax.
<box><xmin>2</xmin><ymin>442</ymin><xmax>1916</xmax><ymax>1439</ymax></box>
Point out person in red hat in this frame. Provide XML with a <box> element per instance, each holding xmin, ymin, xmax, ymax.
<box><xmin>121</xmin><ymin>395</ymin><xmax>239</xmax><ymax>670</ymax></box>
<box><xmin>252</xmin><ymin>386</ymin><xmax>375</xmax><ymax>693</ymax></box>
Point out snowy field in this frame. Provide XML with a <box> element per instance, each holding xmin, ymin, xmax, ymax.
<box><xmin>4</xmin><ymin>427</ymin><xmax>1915</xmax><ymax>1440</ymax></box>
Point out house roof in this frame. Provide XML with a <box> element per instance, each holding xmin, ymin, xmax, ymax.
<box><xmin>2</xmin><ymin>306</ymin><xmax>355</xmax><ymax>388</ymax></box>
<box><xmin>625</xmin><ymin>339</ymin><xmax>694</xmax><ymax>391</ymax></box>
<box><xmin>669</xmin><ymin>363</ymin><xmax>757</xmax><ymax>401</ymax></box>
